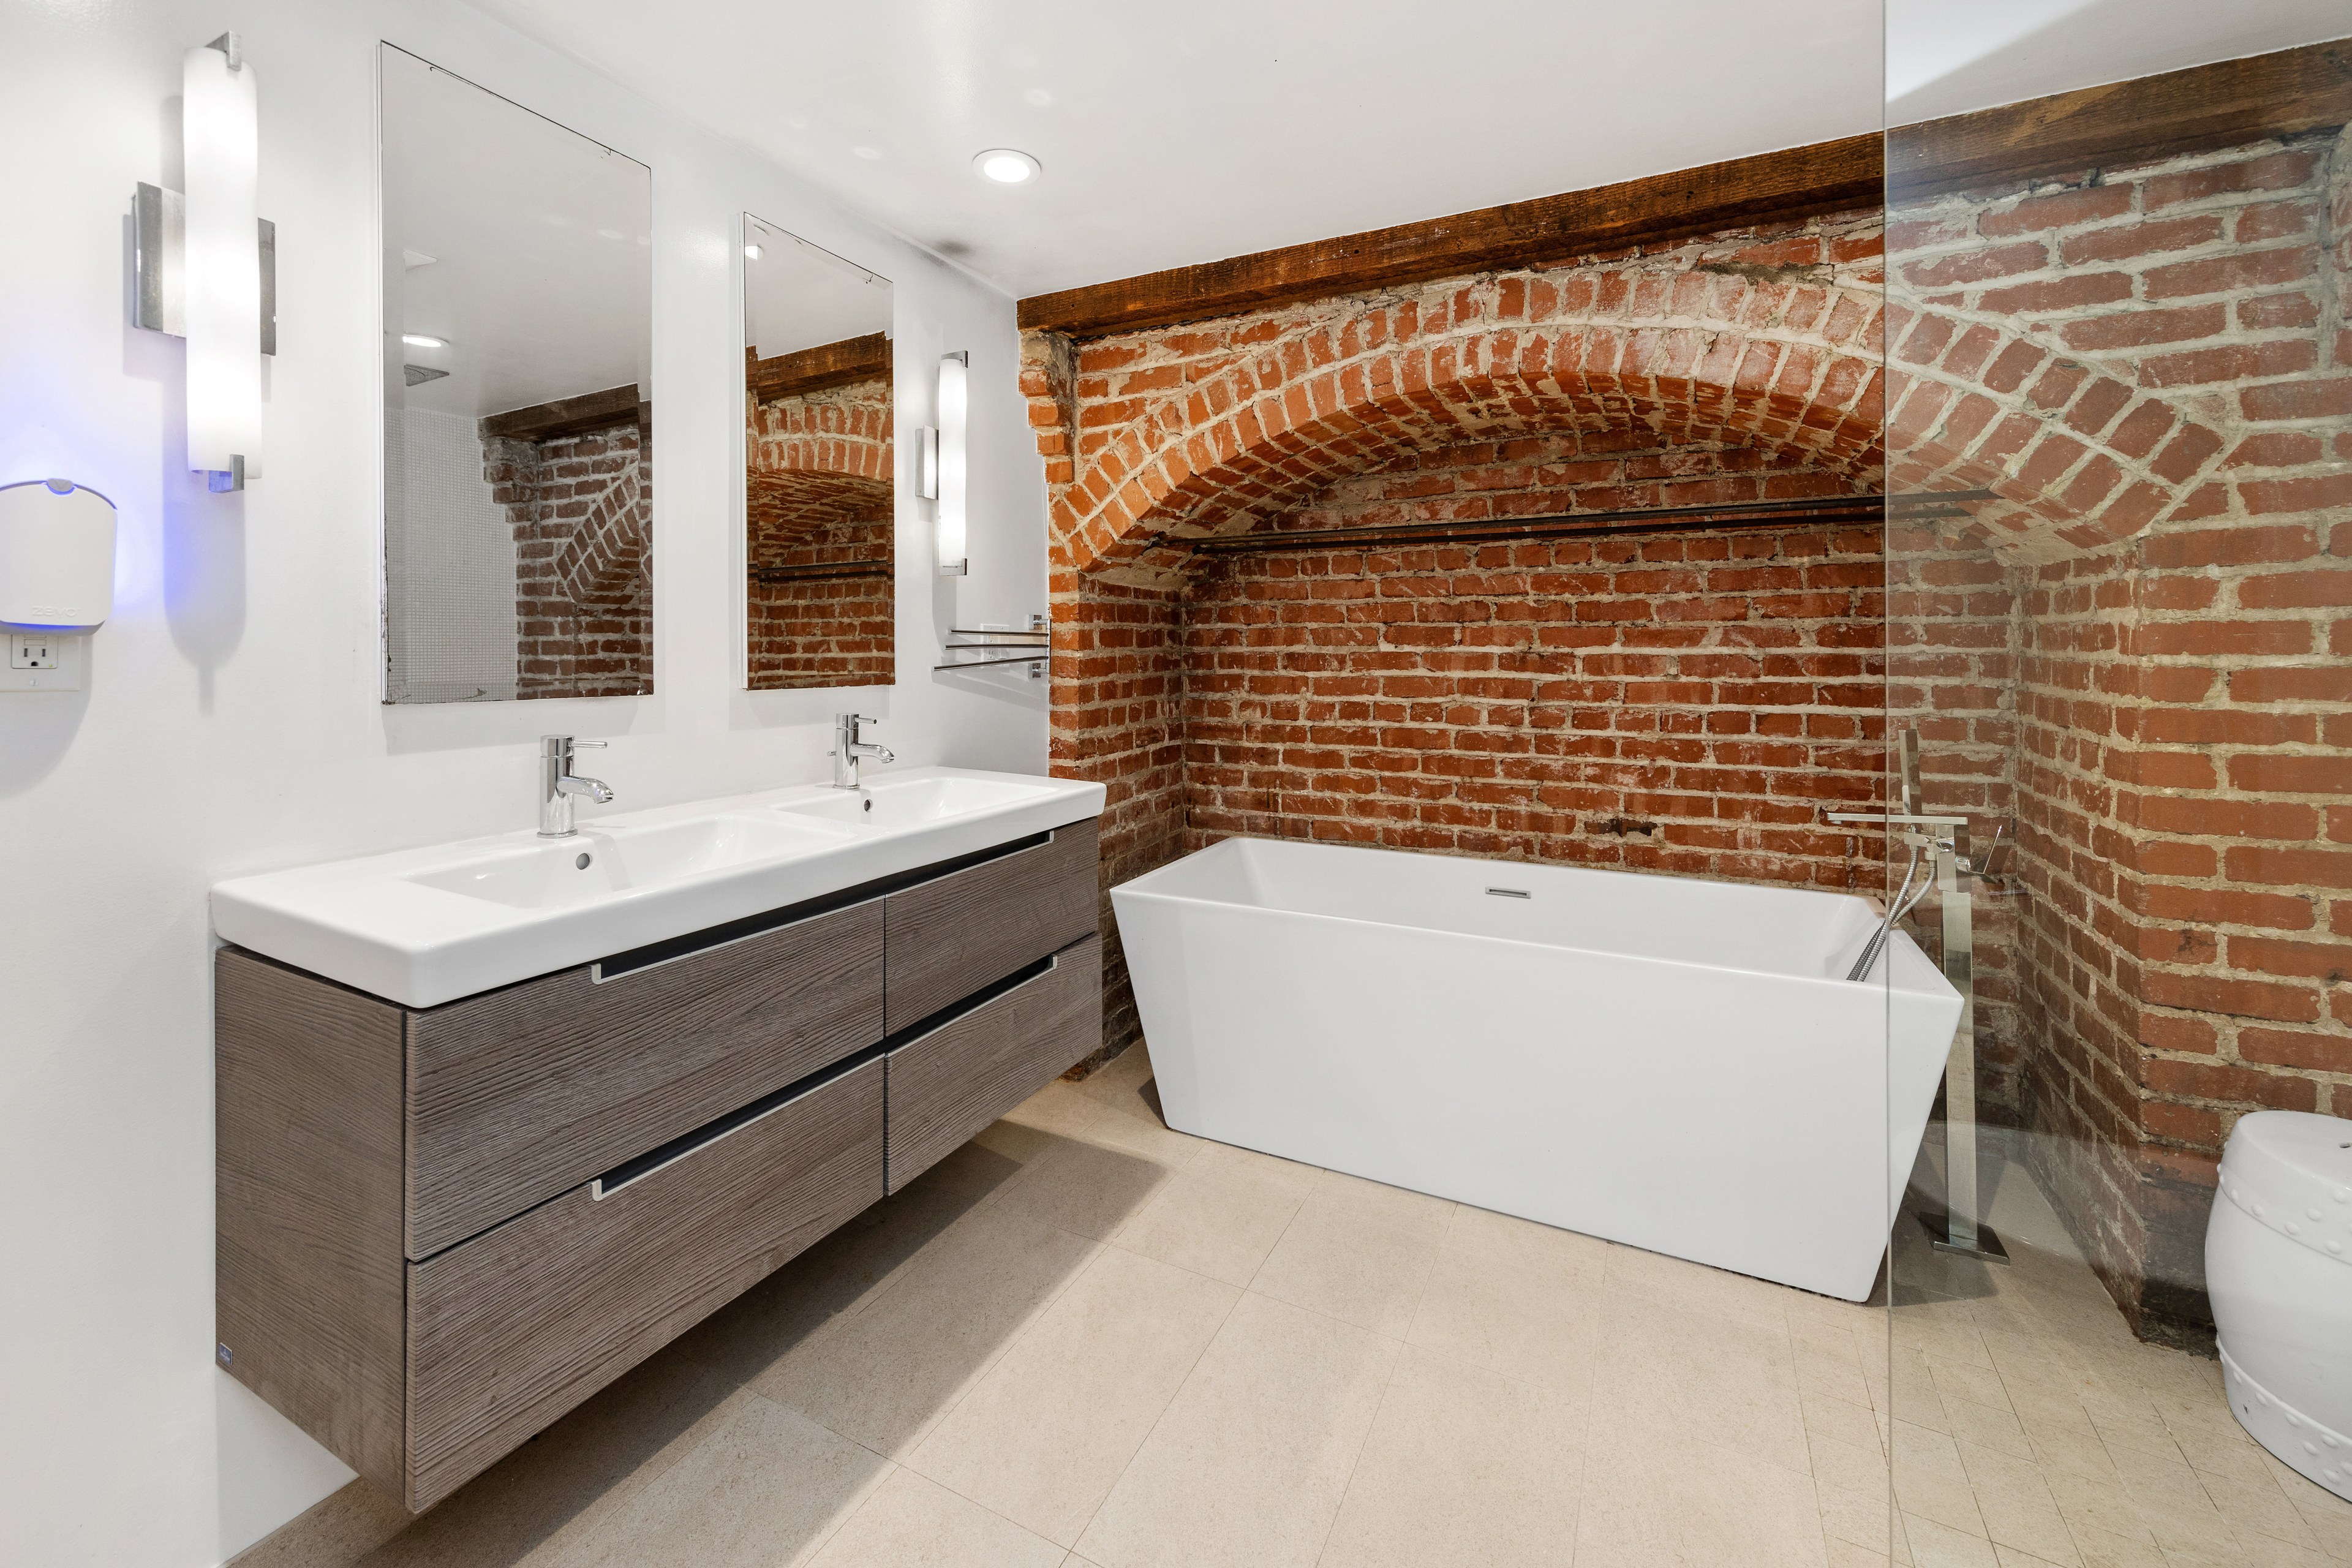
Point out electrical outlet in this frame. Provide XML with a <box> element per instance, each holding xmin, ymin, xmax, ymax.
<box><xmin>1</xmin><ymin>633</ymin><xmax>83</xmax><ymax>692</ymax></box>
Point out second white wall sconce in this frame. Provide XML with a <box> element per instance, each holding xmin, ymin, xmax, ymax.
<box><xmin>928</xmin><ymin>350</ymin><xmax>968</xmax><ymax>577</ymax></box>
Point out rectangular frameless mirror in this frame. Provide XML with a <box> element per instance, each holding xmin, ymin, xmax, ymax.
<box><xmin>742</xmin><ymin>216</ymin><xmax>894</xmax><ymax>690</ymax></box>
<box><xmin>380</xmin><ymin>45</ymin><xmax>654</xmax><ymax>704</ymax></box>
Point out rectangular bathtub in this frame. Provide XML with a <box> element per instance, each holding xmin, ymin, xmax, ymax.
<box><xmin>1111</xmin><ymin>837</ymin><xmax>1962</xmax><ymax>1301</ymax></box>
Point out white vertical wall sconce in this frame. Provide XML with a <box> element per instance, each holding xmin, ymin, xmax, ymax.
<box><xmin>133</xmin><ymin>32</ymin><xmax>272</xmax><ymax>493</ymax></box>
<box><xmin>933</xmin><ymin>350</ymin><xmax>968</xmax><ymax>577</ymax></box>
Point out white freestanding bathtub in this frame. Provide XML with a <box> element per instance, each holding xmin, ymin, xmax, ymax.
<box><xmin>1111</xmin><ymin>837</ymin><xmax>1964</xmax><ymax>1301</ymax></box>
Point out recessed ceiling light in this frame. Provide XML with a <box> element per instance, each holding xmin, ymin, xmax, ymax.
<box><xmin>401</xmin><ymin>334</ymin><xmax>446</xmax><ymax>349</ymax></box>
<box><xmin>744</xmin><ymin>243</ymin><xmax>763</xmax><ymax>260</ymax></box>
<box><xmin>973</xmin><ymin>148</ymin><xmax>1041</xmax><ymax>184</ymax></box>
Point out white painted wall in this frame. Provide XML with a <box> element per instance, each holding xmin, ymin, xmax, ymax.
<box><xmin>0</xmin><ymin>2</ymin><xmax>1046</xmax><ymax>1562</ymax></box>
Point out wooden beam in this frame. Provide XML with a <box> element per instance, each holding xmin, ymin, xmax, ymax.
<box><xmin>748</xmin><ymin>333</ymin><xmax>892</xmax><ymax>402</ymax></box>
<box><xmin>481</xmin><ymin>383</ymin><xmax>642</xmax><ymax>443</ymax></box>
<box><xmin>1892</xmin><ymin>37</ymin><xmax>2352</xmax><ymax>200</ymax></box>
<box><xmin>1017</xmin><ymin>134</ymin><xmax>1884</xmax><ymax>339</ymax></box>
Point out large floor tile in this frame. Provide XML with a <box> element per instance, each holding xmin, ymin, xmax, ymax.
<box><xmin>1902</xmin><ymin>1513</ymin><xmax>1999</xmax><ymax>1568</ymax></box>
<box><xmin>1246</xmin><ymin>1168</ymin><xmax>1452</xmax><ymax>1338</ymax></box>
<box><xmin>1316</xmin><ymin>1344</ymin><xmax>1583</xmax><ymax>1568</ymax></box>
<box><xmin>573</xmin><ymin>1392</ymin><xmax>891</xmax><ymax>1568</ymax></box>
<box><xmin>903</xmin><ymin>1246</ymin><xmax>1238</xmax><ymax>1547</ymax></box>
<box><xmin>1577</xmin><ymin>1407</ymin><xmax>1832</xmax><ymax>1568</ymax></box>
<box><xmin>990</xmin><ymin>1133</ymin><xmax>1191</xmax><ymax>1243</ymax></box>
<box><xmin>1110</xmin><ymin>1139</ymin><xmax>1317</xmax><ymax>1287</ymax></box>
<box><xmin>804</xmin><ymin>1468</ymin><xmax>1064</xmax><ymax>1568</ymax></box>
<box><xmin>1406</xmin><ymin>1204</ymin><xmax>1607</xmax><ymax>1394</ymax></box>
<box><xmin>1956</xmin><ymin>1440</ymin><xmax>2080</xmax><ymax>1566</ymax></box>
<box><xmin>755</xmin><ymin>1205</ymin><xmax>1098</xmax><ymax>1457</ymax></box>
<box><xmin>1597</xmin><ymin>1289</ymin><xmax>1809</xmax><ymax>1476</ymax></box>
<box><xmin>1074</xmin><ymin>1292</ymin><xmax>1398</xmax><ymax>1568</ymax></box>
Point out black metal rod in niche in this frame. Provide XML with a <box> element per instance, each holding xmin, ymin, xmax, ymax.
<box><xmin>1180</xmin><ymin>491</ymin><xmax>1992</xmax><ymax>557</ymax></box>
<box><xmin>751</xmin><ymin>560</ymin><xmax>892</xmax><ymax>583</ymax></box>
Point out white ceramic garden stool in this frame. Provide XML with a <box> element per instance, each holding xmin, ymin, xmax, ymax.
<box><xmin>2207</xmin><ymin>1109</ymin><xmax>2352</xmax><ymax>1501</ymax></box>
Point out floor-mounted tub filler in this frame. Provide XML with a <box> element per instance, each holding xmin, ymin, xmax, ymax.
<box><xmin>1112</xmin><ymin>837</ymin><xmax>1964</xmax><ymax>1302</ymax></box>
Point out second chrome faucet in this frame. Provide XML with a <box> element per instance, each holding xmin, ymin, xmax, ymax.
<box><xmin>538</xmin><ymin>735</ymin><xmax>614</xmax><ymax>836</ymax></box>
<box><xmin>832</xmin><ymin>713</ymin><xmax>895</xmax><ymax>790</ymax></box>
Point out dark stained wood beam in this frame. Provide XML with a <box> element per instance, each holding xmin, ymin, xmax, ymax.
<box><xmin>748</xmin><ymin>333</ymin><xmax>892</xmax><ymax>402</ymax></box>
<box><xmin>1017</xmin><ymin>36</ymin><xmax>2351</xmax><ymax>341</ymax></box>
<box><xmin>1017</xmin><ymin>135</ymin><xmax>1884</xmax><ymax>339</ymax></box>
<box><xmin>481</xmin><ymin>383</ymin><xmax>642</xmax><ymax>443</ymax></box>
<box><xmin>1891</xmin><ymin>37</ymin><xmax>2352</xmax><ymax>200</ymax></box>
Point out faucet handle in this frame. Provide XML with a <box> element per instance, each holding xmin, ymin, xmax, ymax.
<box><xmin>574</xmin><ymin>739</ymin><xmax>608</xmax><ymax>750</ymax></box>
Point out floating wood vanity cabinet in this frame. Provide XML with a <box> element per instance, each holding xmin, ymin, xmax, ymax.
<box><xmin>216</xmin><ymin>817</ymin><xmax>1101</xmax><ymax>1511</ymax></box>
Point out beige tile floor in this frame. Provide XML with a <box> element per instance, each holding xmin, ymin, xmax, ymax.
<box><xmin>236</xmin><ymin>1046</ymin><xmax>2351</xmax><ymax>1568</ymax></box>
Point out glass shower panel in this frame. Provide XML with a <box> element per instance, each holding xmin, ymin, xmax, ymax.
<box><xmin>1884</xmin><ymin>18</ymin><xmax>2352</xmax><ymax>1567</ymax></box>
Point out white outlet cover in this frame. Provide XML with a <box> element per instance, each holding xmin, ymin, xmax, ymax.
<box><xmin>1</xmin><ymin>633</ymin><xmax>85</xmax><ymax>691</ymax></box>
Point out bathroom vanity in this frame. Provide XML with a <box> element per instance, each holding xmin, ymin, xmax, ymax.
<box><xmin>213</xmin><ymin>768</ymin><xmax>1104</xmax><ymax>1510</ymax></box>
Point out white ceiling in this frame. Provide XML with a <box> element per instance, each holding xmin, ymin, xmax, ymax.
<box><xmin>467</xmin><ymin>0</ymin><xmax>1883</xmax><ymax>297</ymax></box>
<box><xmin>382</xmin><ymin>44</ymin><xmax>650</xmax><ymax>418</ymax></box>
<box><xmin>467</xmin><ymin>1</ymin><xmax>2347</xmax><ymax>301</ymax></box>
<box><xmin>1888</xmin><ymin>0</ymin><xmax>2352</xmax><ymax>125</ymax></box>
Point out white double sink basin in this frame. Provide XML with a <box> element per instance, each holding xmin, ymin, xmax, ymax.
<box><xmin>212</xmin><ymin>767</ymin><xmax>1106</xmax><ymax>1008</ymax></box>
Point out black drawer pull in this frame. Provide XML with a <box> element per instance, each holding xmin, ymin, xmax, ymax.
<box><xmin>590</xmin><ymin>829</ymin><xmax>1058</xmax><ymax>983</ymax></box>
<box><xmin>590</xmin><ymin>1046</ymin><xmax>883</xmax><ymax>1200</ymax></box>
<box><xmin>881</xmin><ymin>949</ymin><xmax>1060</xmax><ymax>1054</ymax></box>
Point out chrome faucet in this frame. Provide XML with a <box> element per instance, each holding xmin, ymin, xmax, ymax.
<box><xmin>538</xmin><ymin>735</ymin><xmax>614</xmax><ymax>836</ymax></box>
<box><xmin>831</xmin><ymin>713</ymin><xmax>895</xmax><ymax>790</ymax></box>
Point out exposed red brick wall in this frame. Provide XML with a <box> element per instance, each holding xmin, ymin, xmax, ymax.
<box><xmin>494</xmin><ymin>417</ymin><xmax>652</xmax><ymax>699</ymax></box>
<box><xmin>747</xmin><ymin>377</ymin><xmax>895</xmax><ymax>688</ymax></box>
<box><xmin>1182</xmin><ymin>439</ymin><xmax>1885</xmax><ymax>880</ymax></box>
<box><xmin>1890</xmin><ymin>126</ymin><xmax>2352</xmax><ymax>1346</ymax></box>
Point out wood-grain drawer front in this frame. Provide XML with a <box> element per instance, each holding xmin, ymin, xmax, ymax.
<box><xmin>886</xmin><ymin>935</ymin><xmax>1102</xmax><ymax>1193</ymax></box>
<box><xmin>883</xmin><ymin>818</ymin><xmax>1098</xmax><ymax>1028</ymax></box>
<box><xmin>406</xmin><ymin>899</ymin><xmax>883</xmax><ymax>1257</ymax></box>
<box><xmin>406</xmin><ymin>1055</ymin><xmax>883</xmax><ymax>1510</ymax></box>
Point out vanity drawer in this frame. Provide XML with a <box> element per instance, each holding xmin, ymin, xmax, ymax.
<box><xmin>883</xmin><ymin>818</ymin><xmax>1097</xmax><ymax>1029</ymax></box>
<box><xmin>405</xmin><ymin>897</ymin><xmax>884</xmax><ymax>1257</ymax></box>
<box><xmin>885</xmin><ymin>935</ymin><xmax>1101</xmax><ymax>1193</ymax></box>
<box><xmin>405</xmin><ymin>1054</ymin><xmax>883</xmax><ymax>1510</ymax></box>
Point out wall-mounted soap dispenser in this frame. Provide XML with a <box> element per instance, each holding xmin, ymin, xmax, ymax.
<box><xmin>0</xmin><ymin>480</ymin><xmax>117</xmax><ymax>633</ymax></box>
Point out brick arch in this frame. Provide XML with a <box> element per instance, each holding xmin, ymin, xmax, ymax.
<box><xmin>1882</xmin><ymin>300</ymin><xmax>2226</xmax><ymax>559</ymax></box>
<box><xmin>1033</xmin><ymin>283</ymin><xmax>1891</xmax><ymax>589</ymax></box>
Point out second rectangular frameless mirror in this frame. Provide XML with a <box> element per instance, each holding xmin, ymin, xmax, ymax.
<box><xmin>380</xmin><ymin>45</ymin><xmax>654</xmax><ymax>704</ymax></box>
<box><xmin>743</xmin><ymin>217</ymin><xmax>895</xmax><ymax>689</ymax></box>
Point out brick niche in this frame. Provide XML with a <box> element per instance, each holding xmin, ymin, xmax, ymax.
<box><xmin>1023</xmin><ymin>210</ymin><xmax>1893</xmax><ymax>1070</ymax></box>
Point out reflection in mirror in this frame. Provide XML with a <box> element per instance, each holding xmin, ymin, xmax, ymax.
<box><xmin>743</xmin><ymin>216</ymin><xmax>894</xmax><ymax>690</ymax></box>
<box><xmin>380</xmin><ymin>45</ymin><xmax>653</xmax><ymax>704</ymax></box>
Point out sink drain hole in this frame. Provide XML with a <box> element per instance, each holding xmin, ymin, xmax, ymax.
<box><xmin>576</xmin><ymin>853</ymin><xmax>592</xmax><ymax>870</ymax></box>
